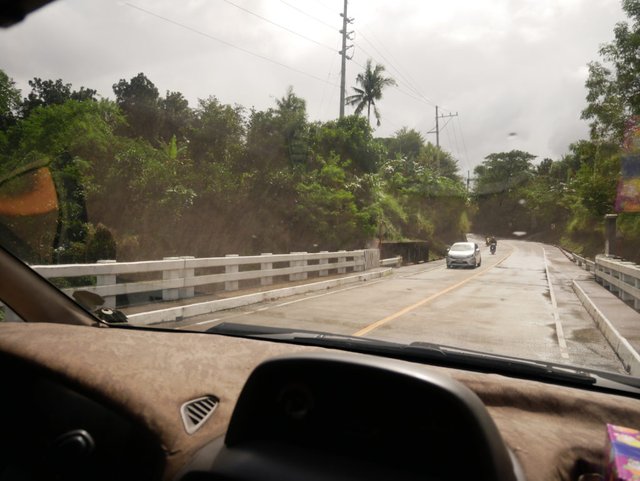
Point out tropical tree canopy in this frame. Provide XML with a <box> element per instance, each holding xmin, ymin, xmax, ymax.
<box><xmin>346</xmin><ymin>59</ymin><xmax>397</xmax><ymax>127</ymax></box>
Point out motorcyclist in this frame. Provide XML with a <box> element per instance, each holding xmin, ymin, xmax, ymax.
<box><xmin>488</xmin><ymin>235</ymin><xmax>497</xmax><ymax>254</ymax></box>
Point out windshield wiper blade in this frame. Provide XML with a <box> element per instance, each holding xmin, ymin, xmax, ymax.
<box><xmin>206</xmin><ymin>322</ymin><xmax>402</xmax><ymax>348</ymax></box>
<box><xmin>205</xmin><ymin>322</ymin><xmax>598</xmax><ymax>384</ymax></box>
<box><xmin>205</xmin><ymin>322</ymin><xmax>640</xmax><ymax>393</ymax></box>
<box><xmin>409</xmin><ymin>342</ymin><xmax>640</xmax><ymax>391</ymax></box>
<box><xmin>406</xmin><ymin>341</ymin><xmax>597</xmax><ymax>385</ymax></box>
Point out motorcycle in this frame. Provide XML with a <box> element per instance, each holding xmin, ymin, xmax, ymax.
<box><xmin>490</xmin><ymin>243</ymin><xmax>497</xmax><ymax>255</ymax></box>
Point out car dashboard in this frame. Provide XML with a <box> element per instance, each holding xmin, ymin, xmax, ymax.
<box><xmin>0</xmin><ymin>322</ymin><xmax>639</xmax><ymax>481</ymax></box>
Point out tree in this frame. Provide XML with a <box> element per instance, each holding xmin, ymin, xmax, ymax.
<box><xmin>21</xmin><ymin>78</ymin><xmax>96</xmax><ymax>118</ymax></box>
<box><xmin>311</xmin><ymin>115</ymin><xmax>385</xmax><ymax>173</ymax></box>
<box><xmin>581</xmin><ymin>0</ymin><xmax>640</xmax><ymax>141</ymax></box>
<box><xmin>275</xmin><ymin>86</ymin><xmax>309</xmax><ymax>165</ymax></box>
<box><xmin>160</xmin><ymin>90</ymin><xmax>192</xmax><ymax>143</ymax></box>
<box><xmin>418</xmin><ymin>142</ymin><xmax>460</xmax><ymax>182</ymax></box>
<box><xmin>386</xmin><ymin>127</ymin><xmax>424</xmax><ymax>161</ymax></box>
<box><xmin>189</xmin><ymin>96</ymin><xmax>244</xmax><ymax>169</ymax></box>
<box><xmin>244</xmin><ymin>87</ymin><xmax>309</xmax><ymax>171</ymax></box>
<box><xmin>0</xmin><ymin>69</ymin><xmax>21</xmax><ymax>130</ymax></box>
<box><xmin>346</xmin><ymin>59</ymin><xmax>396</xmax><ymax>127</ymax></box>
<box><xmin>113</xmin><ymin>73</ymin><xmax>161</xmax><ymax>142</ymax></box>
<box><xmin>474</xmin><ymin>150</ymin><xmax>536</xmax><ymax>195</ymax></box>
<box><xmin>472</xmin><ymin>150</ymin><xmax>537</xmax><ymax>235</ymax></box>
<box><xmin>7</xmin><ymin>99</ymin><xmax>124</xmax><ymax>260</ymax></box>
<box><xmin>293</xmin><ymin>154</ymin><xmax>376</xmax><ymax>250</ymax></box>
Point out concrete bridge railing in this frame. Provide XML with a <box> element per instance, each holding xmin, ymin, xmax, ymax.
<box><xmin>594</xmin><ymin>255</ymin><xmax>640</xmax><ymax>311</ymax></box>
<box><xmin>30</xmin><ymin>249</ymin><xmax>384</xmax><ymax>308</ymax></box>
<box><xmin>573</xmin><ymin>253</ymin><xmax>640</xmax><ymax>311</ymax></box>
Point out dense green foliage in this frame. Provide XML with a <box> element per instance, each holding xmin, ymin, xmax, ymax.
<box><xmin>7</xmin><ymin>0</ymin><xmax>640</xmax><ymax>266</ymax></box>
<box><xmin>0</xmin><ymin>72</ymin><xmax>468</xmax><ymax>263</ymax></box>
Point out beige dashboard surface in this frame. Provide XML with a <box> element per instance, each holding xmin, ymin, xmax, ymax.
<box><xmin>1</xmin><ymin>322</ymin><xmax>639</xmax><ymax>481</ymax></box>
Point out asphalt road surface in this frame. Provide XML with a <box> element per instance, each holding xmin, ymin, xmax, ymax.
<box><xmin>174</xmin><ymin>237</ymin><xmax>625</xmax><ymax>373</ymax></box>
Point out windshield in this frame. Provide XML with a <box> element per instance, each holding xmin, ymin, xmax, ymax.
<box><xmin>1</xmin><ymin>0</ymin><xmax>638</xmax><ymax>379</ymax></box>
<box><xmin>449</xmin><ymin>243</ymin><xmax>473</xmax><ymax>252</ymax></box>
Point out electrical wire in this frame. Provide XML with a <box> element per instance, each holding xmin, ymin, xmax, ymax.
<box><xmin>124</xmin><ymin>3</ymin><xmax>340</xmax><ymax>87</ymax></box>
<box><xmin>352</xmin><ymin>40</ymin><xmax>433</xmax><ymax>108</ymax></box>
<box><xmin>455</xmin><ymin>117</ymin><xmax>472</xmax><ymax>172</ymax></box>
<box><xmin>355</xmin><ymin>28</ymin><xmax>435</xmax><ymax>106</ymax></box>
<box><xmin>307</xmin><ymin>0</ymin><xmax>336</xmax><ymax>13</ymax></box>
<box><xmin>278</xmin><ymin>0</ymin><xmax>337</xmax><ymax>31</ymax></box>
<box><xmin>221</xmin><ymin>0</ymin><xmax>336</xmax><ymax>52</ymax></box>
<box><xmin>320</xmin><ymin>39</ymin><xmax>343</xmax><ymax>116</ymax></box>
<box><xmin>450</xmin><ymin>116</ymin><xmax>462</xmax><ymax>160</ymax></box>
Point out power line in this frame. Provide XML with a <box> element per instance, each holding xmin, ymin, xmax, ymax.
<box><xmin>355</xmin><ymin>28</ymin><xmax>435</xmax><ymax>106</ymax></box>
<box><xmin>221</xmin><ymin>0</ymin><xmax>336</xmax><ymax>53</ymax></box>
<box><xmin>320</xmin><ymin>39</ymin><xmax>342</xmax><ymax>116</ymax></box>
<box><xmin>450</xmin><ymin>116</ymin><xmax>461</xmax><ymax>155</ymax></box>
<box><xmin>278</xmin><ymin>0</ymin><xmax>336</xmax><ymax>30</ymax></box>
<box><xmin>347</xmin><ymin>13</ymin><xmax>457</xmax><ymax>114</ymax></box>
<box><xmin>455</xmin><ymin>117</ymin><xmax>472</xmax><ymax>172</ymax></box>
<box><xmin>394</xmin><ymin>84</ymin><xmax>432</xmax><ymax>103</ymax></box>
<box><xmin>307</xmin><ymin>0</ymin><xmax>335</xmax><ymax>13</ymax></box>
<box><xmin>125</xmin><ymin>3</ymin><xmax>340</xmax><ymax>87</ymax></box>
<box><xmin>352</xmin><ymin>43</ymin><xmax>433</xmax><ymax>107</ymax></box>
<box><xmin>444</xmin><ymin>124</ymin><xmax>455</xmax><ymax>154</ymax></box>
<box><xmin>343</xmin><ymin>8</ymin><xmax>435</xmax><ymax>106</ymax></box>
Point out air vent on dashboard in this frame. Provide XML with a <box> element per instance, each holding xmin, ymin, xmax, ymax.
<box><xmin>181</xmin><ymin>395</ymin><xmax>219</xmax><ymax>434</ymax></box>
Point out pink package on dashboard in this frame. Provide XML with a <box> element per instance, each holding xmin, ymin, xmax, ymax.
<box><xmin>606</xmin><ymin>424</ymin><xmax>640</xmax><ymax>481</ymax></box>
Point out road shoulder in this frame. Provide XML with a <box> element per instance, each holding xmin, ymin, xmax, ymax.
<box><xmin>573</xmin><ymin>279</ymin><xmax>640</xmax><ymax>375</ymax></box>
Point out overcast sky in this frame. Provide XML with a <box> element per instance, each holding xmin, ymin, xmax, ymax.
<box><xmin>0</xmin><ymin>0</ymin><xmax>627</xmax><ymax>173</ymax></box>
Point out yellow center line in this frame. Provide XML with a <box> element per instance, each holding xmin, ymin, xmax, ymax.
<box><xmin>352</xmin><ymin>249</ymin><xmax>513</xmax><ymax>337</ymax></box>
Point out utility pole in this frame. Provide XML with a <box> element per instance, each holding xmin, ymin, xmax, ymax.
<box><xmin>339</xmin><ymin>0</ymin><xmax>353</xmax><ymax>119</ymax></box>
<box><xmin>427</xmin><ymin>105</ymin><xmax>458</xmax><ymax>172</ymax></box>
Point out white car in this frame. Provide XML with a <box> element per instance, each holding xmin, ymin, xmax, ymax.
<box><xmin>446</xmin><ymin>242</ymin><xmax>481</xmax><ymax>268</ymax></box>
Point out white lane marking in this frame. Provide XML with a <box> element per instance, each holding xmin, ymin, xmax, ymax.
<box><xmin>193</xmin><ymin>318</ymin><xmax>221</xmax><ymax>326</ymax></box>
<box><xmin>542</xmin><ymin>247</ymin><xmax>570</xmax><ymax>359</ymax></box>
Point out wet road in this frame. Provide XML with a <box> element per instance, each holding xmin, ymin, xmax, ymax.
<box><xmin>175</xmin><ymin>237</ymin><xmax>625</xmax><ymax>373</ymax></box>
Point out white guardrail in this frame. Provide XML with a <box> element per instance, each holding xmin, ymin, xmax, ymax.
<box><xmin>573</xmin><ymin>253</ymin><xmax>640</xmax><ymax>311</ymax></box>
<box><xmin>29</xmin><ymin>249</ymin><xmax>395</xmax><ymax>309</ymax></box>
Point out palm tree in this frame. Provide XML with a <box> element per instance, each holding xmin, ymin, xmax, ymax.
<box><xmin>346</xmin><ymin>59</ymin><xmax>397</xmax><ymax>127</ymax></box>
